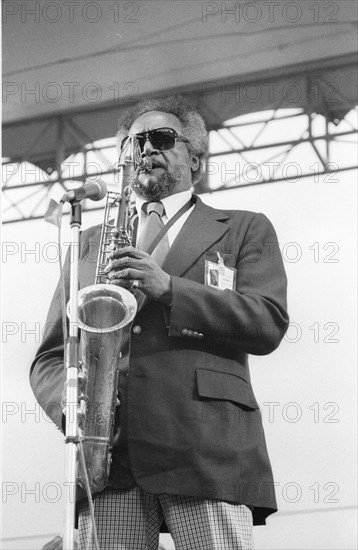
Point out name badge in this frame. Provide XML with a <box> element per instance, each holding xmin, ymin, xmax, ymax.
<box><xmin>205</xmin><ymin>252</ymin><xmax>237</xmax><ymax>291</ymax></box>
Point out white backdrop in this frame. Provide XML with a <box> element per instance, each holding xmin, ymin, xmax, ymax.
<box><xmin>2</xmin><ymin>171</ymin><xmax>357</xmax><ymax>549</ymax></box>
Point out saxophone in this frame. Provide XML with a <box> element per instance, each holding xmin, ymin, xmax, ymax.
<box><xmin>67</xmin><ymin>138</ymin><xmax>151</xmax><ymax>494</ymax></box>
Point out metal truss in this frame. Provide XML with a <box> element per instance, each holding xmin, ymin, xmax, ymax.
<box><xmin>2</xmin><ymin>116</ymin><xmax>121</xmax><ymax>224</ymax></box>
<box><xmin>195</xmin><ymin>72</ymin><xmax>358</xmax><ymax>194</ymax></box>
<box><xmin>197</xmin><ymin>107</ymin><xmax>358</xmax><ymax>194</ymax></box>
<box><xmin>2</xmin><ymin>102</ymin><xmax>358</xmax><ymax>224</ymax></box>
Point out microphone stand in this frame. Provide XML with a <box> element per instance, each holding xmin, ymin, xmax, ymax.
<box><xmin>63</xmin><ymin>200</ymin><xmax>81</xmax><ymax>550</ymax></box>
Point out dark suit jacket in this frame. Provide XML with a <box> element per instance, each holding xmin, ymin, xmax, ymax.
<box><xmin>30</xmin><ymin>196</ymin><xmax>289</xmax><ymax>525</ymax></box>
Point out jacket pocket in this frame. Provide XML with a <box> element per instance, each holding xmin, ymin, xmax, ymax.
<box><xmin>196</xmin><ymin>368</ymin><xmax>259</xmax><ymax>410</ymax></box>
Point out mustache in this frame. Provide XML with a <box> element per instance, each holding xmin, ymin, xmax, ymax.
<box><xmin>132</xmin><ymin>171</ymin><xmax>178</xmax><ymax>201</ymax></box>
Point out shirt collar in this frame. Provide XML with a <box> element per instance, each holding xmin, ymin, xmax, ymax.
<box><xmin>136</xmin><ymin>189</ymin><xmax>193</xmax><ymax>223</ymax></box>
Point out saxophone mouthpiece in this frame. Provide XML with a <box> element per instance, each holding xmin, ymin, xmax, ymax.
<box><xmin>139</xmin><ymin>156</ymin><xmax>152</xmax><ymax>171</ymax></box>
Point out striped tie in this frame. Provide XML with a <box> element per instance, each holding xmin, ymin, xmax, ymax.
<box><xmin>137</xmin><ymin>202</ymin><xmax>170</xmax><ymax>265</ymax></box>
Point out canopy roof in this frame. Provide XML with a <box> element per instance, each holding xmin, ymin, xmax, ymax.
<box><xmin>2</xmin><ymin>0</ymin><xmax>357</xmax><ymax>164</ymax></box>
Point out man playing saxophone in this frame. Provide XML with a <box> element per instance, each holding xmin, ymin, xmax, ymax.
<box><xmin>31</xmin><ymin>95</ymin><xmax>289</xmax><ymax>550</ymax></box>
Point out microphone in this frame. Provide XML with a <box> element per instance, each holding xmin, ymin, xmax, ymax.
<box><xmin>60</xmin><ymin>179</ymin><xmax>107</xmax><ymax>203</ymax></box>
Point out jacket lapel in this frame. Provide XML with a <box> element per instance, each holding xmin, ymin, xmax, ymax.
<box><xmin>162</xmin><ymin>196</ymin><xmax>230</xmax><ymax>277</ymax></box>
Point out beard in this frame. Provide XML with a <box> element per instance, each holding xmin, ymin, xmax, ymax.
<box><xmin>132</xmin><ymin>165</ymin><xmax>189</xmax><ymax>201</ymax></box>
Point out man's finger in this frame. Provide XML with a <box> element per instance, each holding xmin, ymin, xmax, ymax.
<box><xmin>107</xmin><ymin>246</ymin><xmax>146</xmax><ymax>261</ymax></box>
<box><xmin>109</xmin><ymin>278</ymin><xmax>135</xmax><ymax>290</ymax></box>
<box><xmin>108</xmin><ymin>268</ymin><xmax>142</xmax><ymax>281</ymax></box>
<box><xmin>104</xmin><ymin>255</ymin><xmax>142</xmax><ymax>273</ymax></box>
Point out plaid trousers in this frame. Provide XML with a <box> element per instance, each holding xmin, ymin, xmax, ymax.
<box><xmin>78</xmin><ymin>486</ymin><xmax>254</xmax><ymax>550</ymax></box>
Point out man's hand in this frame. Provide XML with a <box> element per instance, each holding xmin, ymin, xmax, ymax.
<box><xmin>104</xmin><ymin>247</ymin><xmax>172</xmax><ymax>304</ymax></box>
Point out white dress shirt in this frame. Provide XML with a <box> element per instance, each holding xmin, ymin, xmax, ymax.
<box><xmin>135</xmin><ymin>189</ymin><xmax>195</xmax><ymax>248</ymax></box>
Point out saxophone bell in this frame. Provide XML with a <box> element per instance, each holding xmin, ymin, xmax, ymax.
<box><xmin>67</xmin><ymin>285</ymin><xmax>137</xmax><ymax>493</ymax></box>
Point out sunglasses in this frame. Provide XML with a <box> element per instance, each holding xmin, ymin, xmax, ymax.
<box><xmin>121</xmin><ymin>127</ymin><xmax>189</xmax><ymax>152</ymax></box>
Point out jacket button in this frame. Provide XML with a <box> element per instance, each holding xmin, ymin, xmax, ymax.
<box><xmin>132</xmin><ymin>325</ymin><xmax>142</xmax><ymax>334</ymax></box>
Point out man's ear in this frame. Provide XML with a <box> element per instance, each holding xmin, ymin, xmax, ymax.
<box><xmin>191</xmin><ymin>155</ymin><xmax>200</xmax><ymax>171</ymax></box>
